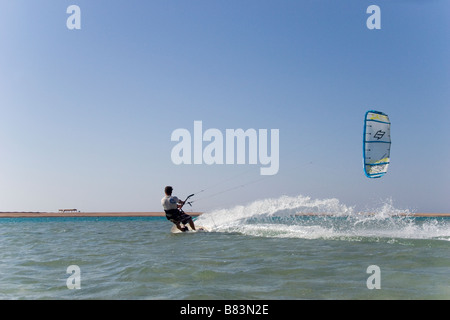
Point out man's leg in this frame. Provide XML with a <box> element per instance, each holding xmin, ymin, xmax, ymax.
<box><xmin>187</xmin><ymin>218</ymin><xmax>196</xmax><ymax>231</ymax></box>
<box><xmin>175</xmin><ymin>222</ymin><xmax>187</xmax><ymax>231</ymax></box>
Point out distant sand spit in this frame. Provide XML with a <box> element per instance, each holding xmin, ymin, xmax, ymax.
<box><xmin>0</xmin><ymin>212</ymin><xmax>448</xmax><ymax>218</ymax></box>
<box><xmin>0</xmin><ymin>212</ymin><xmax>202</xmax><ymax>218</ymax></box>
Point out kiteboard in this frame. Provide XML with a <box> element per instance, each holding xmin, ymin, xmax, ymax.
<box><xmin>170</xmin><ymin>224</ymin><xmax>209</xmax><ymax>234</ymax></box>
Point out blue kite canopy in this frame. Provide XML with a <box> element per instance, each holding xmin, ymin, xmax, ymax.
<box><xmin>363</xmin><ymin>110</ymin><xmax>391</xmax><ymax>178</ymax></box>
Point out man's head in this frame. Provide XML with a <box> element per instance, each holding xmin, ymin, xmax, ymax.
<box><xmin>164</xmin><ymin>186</ymin><xmax>173</xmax><ymax>195</ymax></box>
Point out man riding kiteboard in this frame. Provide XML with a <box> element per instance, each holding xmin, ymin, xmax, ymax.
<box><xmin>161</xmin><ymin>186</ymin><xmax>196</xmax><ymax>232</ymax></box>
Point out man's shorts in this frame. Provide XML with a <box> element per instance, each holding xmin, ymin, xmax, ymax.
<box><xmin>165</xmin><ymin>209</ymin><xmax>192</xmax><ymax>225</ymax></box>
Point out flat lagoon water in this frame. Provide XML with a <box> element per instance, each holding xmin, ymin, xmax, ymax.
<box><xmin>0</xmin><ymin>208</ymin><xmax>449</xmax><ymax>300</ymax></box>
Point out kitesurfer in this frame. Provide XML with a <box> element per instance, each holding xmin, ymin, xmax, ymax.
<box><xmin>161</xmin><ymin>186</ymin><xmax>196</xmax><ymax>232</ymax></box>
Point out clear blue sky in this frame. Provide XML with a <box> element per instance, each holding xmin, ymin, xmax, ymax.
<box><xmin>1</xmin><ymin>0</ymin><xmax>449</xmax><ymax>213</ymax></box>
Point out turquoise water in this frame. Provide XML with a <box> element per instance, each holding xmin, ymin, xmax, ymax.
<box><xmin>1</xmin><ymin>196</ymin><xmax>450</xmax><ymax>300</ymax></box>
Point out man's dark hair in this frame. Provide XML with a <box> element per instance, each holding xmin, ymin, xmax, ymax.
<box><xmin>165</xmin><ymin>186</ymin><xmax>173</xmax><ymax>195</ymax></box>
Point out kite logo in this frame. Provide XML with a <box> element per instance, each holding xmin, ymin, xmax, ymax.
<box><xmin>373</xmin><ymin>130</ymin><xmax>385</xmax><ymax>140</ymax></box>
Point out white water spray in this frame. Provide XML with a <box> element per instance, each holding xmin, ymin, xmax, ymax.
<box><xmin>195</xmin><ymin>195</ymin><xmax>450</xmax><ymax>241</ymax></box>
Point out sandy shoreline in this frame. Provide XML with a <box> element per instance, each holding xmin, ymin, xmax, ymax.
<box><xmin>293</xmin><ymin>212</ymin><xmax>450</xmax><ymax>217</ymax></box>
<box><xmin>0</xmin><ymin>211</ymin><xmax>449</xmax><ymax>218</ymax></box>
<box><xmin>0</xmin><ymin>212</ymin><xmax>202</xmax><ymax>218</ymax></box>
